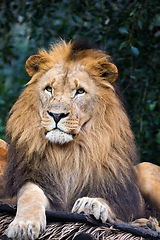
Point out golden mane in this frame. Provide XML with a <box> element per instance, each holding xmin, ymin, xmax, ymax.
<box><xmin>5</xmin><ymin>40</ymin><xmax>142</xmax><ymax>222</ymax></box>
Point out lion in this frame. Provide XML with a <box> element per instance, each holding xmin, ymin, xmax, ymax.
<box><xmin>4</xmin><ymin>40</ymin><xmax>145</xmax><ymax>239</ymax></box>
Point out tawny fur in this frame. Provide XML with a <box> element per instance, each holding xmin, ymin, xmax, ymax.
<box><xmin>5</xmin><ymin>40</ymin><xmax>143</xmax><ymax>222</ymax></box>
<box><xmin>0</xmin><ymin>139</ymin><xmax>7</xmax><ymax>175</ymax></box>
<box><xmin>0</xmin><ymin>139</ymin><xmax>7</xmax><ymax>199</ymax></box>
<box><xmin>136</xmin><ymin>162</ymin><xmax>160</xmax><ymax>213</ymax></box>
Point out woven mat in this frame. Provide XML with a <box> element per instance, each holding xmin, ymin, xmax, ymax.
<box><xmin>0</xmin><ymin>202</ymin><xmax>159</xmax><ymax>240</ymax></box>
<box><xmin>0</xmin><ymin>213</ymin><xmax>143</xmax><ymax>240</ymax></box>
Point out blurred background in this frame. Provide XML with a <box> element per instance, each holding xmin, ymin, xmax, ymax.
<box><xmin>0</xmin><ymin>0</ymin><xmax>159</xmax><ymax>164</ymax></box>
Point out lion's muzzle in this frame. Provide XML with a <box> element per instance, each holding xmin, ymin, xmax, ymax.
<box><xmin>41</xmin><ymin>103</ymin><xmax>80</xmax><ymax>144</ymax></box>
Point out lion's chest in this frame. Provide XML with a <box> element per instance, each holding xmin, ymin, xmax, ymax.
<box><xmin>44</xmin><ymin>146</ymin><xmax>102</xmax><ymax>211</ymax></box>
<box><xmin>46</xmin><ymin>158</ymin><xmax>96</xmax><ymax>211</ymax></box>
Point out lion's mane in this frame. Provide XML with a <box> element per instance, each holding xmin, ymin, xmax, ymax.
<box><xmin>4</xmin><ymin>40</ymin><xmax>143</xmax><ymax>221</ymax></box>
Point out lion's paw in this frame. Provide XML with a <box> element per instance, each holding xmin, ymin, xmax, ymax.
<box><xmin>132</xmin><ymin>217</ymin><xmax>160</xmax><ymax>232</ymax></box>
<box><xmin>6</xmin><ymin>216</ymin><xmax>46</xmax><ymax>240</ymax></box>
<box><xmin>72</xmin><ymin>197</ymin><xmax>116</xmax><ymax>224</ymax></box>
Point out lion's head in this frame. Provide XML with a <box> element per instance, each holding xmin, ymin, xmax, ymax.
<box><xmin>5</xmin><ymin>40</ymin><xmax>142</xmax><ymax>221</ymax></box>
<box><xmin>7</xmin><ymin>40</ymin><xmax>121</xmax><ymax>149</ymax></box>
<box><xmin>24</xmin><ymin>40</ymin><xmax>118</xmax><ymax>146</ymax></box>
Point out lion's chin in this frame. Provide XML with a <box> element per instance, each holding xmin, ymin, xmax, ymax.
<box><xmin>45</xmin><ymin>129</ymin><xmax>73</xmax><ymax>144</ymax></box>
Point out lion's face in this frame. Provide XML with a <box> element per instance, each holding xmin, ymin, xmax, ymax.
<box><xmin>38</xmin><ymin>64</ymin><xmax>96</xmax><ymax>144</ymax></box>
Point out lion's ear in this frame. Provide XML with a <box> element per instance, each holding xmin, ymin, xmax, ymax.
<box><xmin>25</xmin><ymin>54</ymin><xmax>46</xmax><ymax>77</ymax></box>
<box><xmin>100</xmin><ymin>62</ymin><xmax>118</xmax><ymax>84</ymax></box>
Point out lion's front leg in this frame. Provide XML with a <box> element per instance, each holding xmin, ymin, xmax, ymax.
<box><xmin>72</xmin><ymin>197</ymin><xmax>117</xmax><ymax>224</ymax></box>
<box><xmin>6</xmin><ymin>182</ymin><xmax>50</xmax><ymax>240</ymax></box>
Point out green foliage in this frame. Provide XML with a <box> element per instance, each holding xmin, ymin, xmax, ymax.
<box><xmin>0</xmin><ymin>0</ymin><xmax>160</xmax><ymax>164</ymax></box>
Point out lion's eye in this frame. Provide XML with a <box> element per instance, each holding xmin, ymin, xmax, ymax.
<box><xmin>76</xmin><ymin>88</ymin><xmax>85</xmax><ymax>95</ymax></box>
<box><xmin>45</xmin><ymin>86</ymin><xmax>52</xmax><ymax>93</ymax></box>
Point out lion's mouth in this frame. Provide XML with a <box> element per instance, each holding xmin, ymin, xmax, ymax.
<box><xmin>47</xmin><ymin>127</ymin><xmax>75</xmax><ymax>135</ymax></box>
<box><xmin>45</xmin><ymin>128</ymin><xmax>74</xmax><ymax>144</ymax></box>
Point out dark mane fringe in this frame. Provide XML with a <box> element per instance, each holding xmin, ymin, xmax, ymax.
<box><xmin>70</xmin><ymin>39</ymin><xmax>99</xmax><ymax>58</ymax></box>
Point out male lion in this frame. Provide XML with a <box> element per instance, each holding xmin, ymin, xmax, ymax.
<box><xmin>4</xmin><ymin>40</ymin><xmax>144</xmax><ymax>239</ymax></box>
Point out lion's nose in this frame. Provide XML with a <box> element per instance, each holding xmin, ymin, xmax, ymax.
<box><xmin>47</xmin><ymin>111</ymin><xmax>69</xmax><ymax>123</ymax></box>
